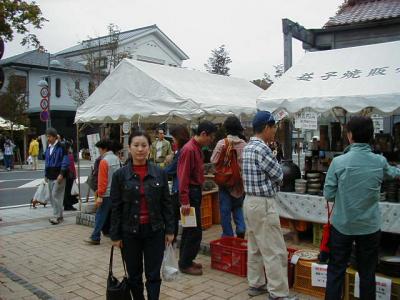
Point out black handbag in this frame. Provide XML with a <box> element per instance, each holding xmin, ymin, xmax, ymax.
<box><xmin>106</xmin><ymin>246</ymin><xmax>132</xmax><ymax>300</ymax></box>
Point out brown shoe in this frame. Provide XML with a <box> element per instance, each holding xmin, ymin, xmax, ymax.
<box><xmin>84</xmin><ymin>238</ymin><xmax>100</xmax><ymax>245</ymax></box>
<box><xmin>180</xmin><ymin>266</ymin><xmax>203</xmax><ymax>276</ymax></box>
<box><xmin>192</xmin><ymin>261</ymin><xmax>203</xmax><ymax>269</ymax></box>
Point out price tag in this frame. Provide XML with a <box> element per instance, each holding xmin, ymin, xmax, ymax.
<box><xmin>311</xmin><ymin>263</ymin><xmax>328</xmax><ymax>287</ymax></box>
<box><xmin>354</xmin><ymin>272</ymin><xmax>391</xmax><ymax>300</ymax></box>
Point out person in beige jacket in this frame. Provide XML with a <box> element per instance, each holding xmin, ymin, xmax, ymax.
<box><xmin>29</xmin><ymin>137</ymin><xmax>40</xmax><ymax>170</ymax></box>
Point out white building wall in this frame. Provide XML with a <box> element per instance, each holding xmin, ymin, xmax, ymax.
<box><xmin>58</xmin><ymin>33</ymin><xmax>184</xmax><ymax>70</ymax></box>
<box><xmin>1</xmin><ymin>67</ymin><xmax>90</xmax><ymax>113</ymax></box>
<box><xmin>27</xmin><ymin>70</ymin><xmax>90</xmax><ymax>112</ymax></box>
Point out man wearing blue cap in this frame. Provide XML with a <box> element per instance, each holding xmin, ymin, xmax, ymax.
<box><xmin>242</xmin><ymin>111</ymin><xmax>297</xmax><ymax>300</ymax></box>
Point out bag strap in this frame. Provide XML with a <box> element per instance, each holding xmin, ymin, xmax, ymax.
<box><xmin>223</xmin><ymin>138</ymin><xmax>234</xmax><ymax>165</ymax></box>
<box><xmin>108</xmin><ymin>246</ymin><xmax>129</xmax><ymax>278</ymax></box>
<box><xmin>108</xmin><ymin>246</ymin><xmax>114</xmax><ymax>275</ymax></box>
<box><xmin>326</xmin><ymin>201</ymin><xmax>335</xmax><ymax>224</ymax></box>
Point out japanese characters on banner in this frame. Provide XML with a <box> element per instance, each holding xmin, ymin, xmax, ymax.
<box><xmin>311</xmin><ymin>263</ymin><xmax>328</xmax><ymax>288</ymax></box>
<box><xmin>295</xmin><ymin>111</ymin><xmax>318</xmax><ymax>130</ymax></box>
<box><xmin>354</xmin><ymin>272</ymin><xmax>391</xmax><ymax>300</ymax></box>
<box><xmin>87</xmin><ymin>133</ymin><xmax>100</xmax><ymax>162</ymax></box>
<box><xmin>296</xmin><ymin>66</ymin><xmax>399</xmax><ymax>82</ymax></box>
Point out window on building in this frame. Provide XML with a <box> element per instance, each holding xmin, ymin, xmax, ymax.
<box><xmin>94</xmin><ymin>57</ymin><xmax>108</xmax><ymax>69</ymax></box>
<box><xmin>55</xmin><ymin>78</ymin><xmax>61</xmax><ymax>98</ymax></box>
<box><xmin>9</xmin><ymin>75</ymin><xmax>27</xmax><ymax>92</ymax></box>
<box><xmin>75</xmin><ymin>80</ymin><xmax>80</xmax><ymax>90</ymax></box>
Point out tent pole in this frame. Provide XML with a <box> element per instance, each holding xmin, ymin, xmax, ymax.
<box><xmin>76</xmin><ymin>123</ymin><xmax>82</xmax><ymax>211</ymax></box>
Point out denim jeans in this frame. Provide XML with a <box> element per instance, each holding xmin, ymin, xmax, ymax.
<box><xmin>123</xmin><ymin>224</ymin><xmax>165</xmax><ymax>300</ymax></box>
<box><xmin>91</xmin><ymin>196</ymin><xmax>112</xmax><ymax>241</ymax></box>
<box><xmin>4</xmin><ymin>154</ymin><xmax>13</xmax><ymax>169</ymax></box>
<box><xmin>179</xmin><ymin>185</ymin><xmax>202</xmax><ymax>269</ymax></box>
<box><xmin>219</xmin><ymin>189</ymin><xmax>246</xmax><ymax>237</ymax></box>
<box><xmin>325</xmin><ymin>226</ymin><xmax>381</xmax><ymax>300</ymax></box>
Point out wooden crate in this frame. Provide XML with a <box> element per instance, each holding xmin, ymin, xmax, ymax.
<box><xmin>201</xmin><ymin>192</ymin><xmax>213</xmax><ymax>230</ymax></box>
<box><xmin>345</xmin><ymin>267</ymin><xmax>400</xmax><ymax>300</ymax></box>
<box><xmin>294</xmin><ymin>259</ymin><xmax>326</xmax><ymax>299</ymax></box>
<box><xmin>211</xmin><ymin>192</ymin><xmax>220</xmax><ymax>224</ymax></box>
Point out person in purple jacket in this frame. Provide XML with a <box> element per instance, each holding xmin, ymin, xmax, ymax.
<box><xmin>44</xmin><ymin>128</ymin><xmax>69</xmax><ymax>225</ymax></box>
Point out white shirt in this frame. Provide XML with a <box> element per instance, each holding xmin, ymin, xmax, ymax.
<box><xmin>49</xmin><ymin>140</ymin><xmax>58</xmax><ymax>156</ymax></box>
<box><xmin>156</xmin><ymin>141</ymin><xmax>163</xmax><ymax>159</ymax></box>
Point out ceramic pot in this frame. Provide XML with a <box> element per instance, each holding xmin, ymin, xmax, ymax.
<box><xmin>280</xmin><ymin>160</ymin><xmax>301</xmax><ymax>192</ymax></box>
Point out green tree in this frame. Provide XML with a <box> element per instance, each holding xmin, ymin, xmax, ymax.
<box><xmin>70</xmin><ymin>23</ymin><xmax>131</xmax><ymax>106</ymax></box>
<box><xmin>252</xmin><ymin>73</ymin><xmax>274</xmax><ymax>90</ymax></box>
<box><xmin>204</xmin><ymin>44</ymin><xmax>232</xmax><ymax>76</ymax></box>
<box><xmin>0</xmin><ymin>0</ymin><xmax>47</xmax><ymax>47</ymax></box>
<box><xmin>274</xmin><ymin>64</ymin><xmax>284</xmax><ymax>78</ymax></box>
<box><xmin>0</xmin><ymin>75</ymin><xmax>29</xmax><ymax>138</ymax></box>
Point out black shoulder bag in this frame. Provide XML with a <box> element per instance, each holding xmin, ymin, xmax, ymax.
<box><xmin>106</xmin><ymin>246</ymin><xmax>132</xmax><ymax>300</ymax></box>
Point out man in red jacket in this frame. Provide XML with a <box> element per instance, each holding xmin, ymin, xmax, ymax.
<box><xmin>178</xmin><ymin>121</ymin><xmax>217</xmax><ymax>275</ymax></box>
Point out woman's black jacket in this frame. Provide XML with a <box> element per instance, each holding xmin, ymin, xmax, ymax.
<box><xmin>110</xmin><ymin>161</ymin><xmax>174</xmax><ymax>241</ymax></box>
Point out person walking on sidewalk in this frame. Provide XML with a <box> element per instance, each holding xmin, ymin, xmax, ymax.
<box><xmin>85</xmin><ymin>139</ymin><xmax>120</xmax><ymax>245</ymax></box>
<box><xmin>44</xmin><ymin>128</ymin><xmax>69</xmax><ymax>225</ymax></box>
<box><xmin>211</xmin><ymin>116</ymin><xmax>246</xmax><ymax>238</ymax></box>
<box><xmin>324</xmin><ymin>116</ymin><xmax>400</xmax><ymax>300</ymax></box>
<box><xmin>63</xmin><ymin>142</ymin><xmax>78</xmax><ymax>211</ymax></box>
<box><xmin>242</xmin><ymin>111</ymin><xmax>297</xmax><ymax>300</ymax></box>
<box><xmin>110</xmin><ymin>130</ymin><xmax>174</xmax><ymax>300</ymax></box>
<box><xmin>3</xmin><ymin>137</ymin><xmax>15</xmax><ymax>171</ymax></box>
<box><xmin>178</xmin><ymin>121</ymin><xmax>217</xmax><ymax>276</ymax></box>
<box><xmin>29</xmin><ymin>137</ymin><xmax>39</xmax><ymax>170</ymax></box>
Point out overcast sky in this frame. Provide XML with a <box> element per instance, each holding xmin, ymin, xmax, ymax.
<box><xmin>5</xmin><ymin>0</ymin><xmax>344</xmax><ymax>80</ymax></box>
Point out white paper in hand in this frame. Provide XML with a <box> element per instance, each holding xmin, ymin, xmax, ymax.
<box><xmin>180</xmin><ymin>207</ymin><xmax>197</xmax><ymax>227</ymax></box>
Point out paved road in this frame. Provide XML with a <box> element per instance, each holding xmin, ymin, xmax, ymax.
<box><xmin>0</xmin><ymin>167</ymin><xmax>91</xmax><ymax>208</ymax></box>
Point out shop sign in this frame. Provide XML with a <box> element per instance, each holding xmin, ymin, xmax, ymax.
<box><xmin>354</xmin><ymin>272</ymin><xmax>391</xmax><ymax>300</ymax></box>
<box><xmin>296</xmin><ymin>66</ymin><xmax>400</xmax><ymax>82</ymax></box>
<box><xmin>273</xmin><ymin>109</ymin><xmax>289</xmax><ymax>121</ymax></box>
<box><xmin>87</xmin><ymin>133</ymin><xmax>100</xmax><ymax>162</ymax></box>
<box><xmin>311</xmin><ymin>263</ymin><xmax>327</xmax><ymax>287</ymax></box>
<box><xmin>371</xmin><ymin>114</ymin><xmax>384</xmax><ymax>134</ymax></box>
<box><xmin>122</xmin><ymin>121</ymin><xmax>131</xmax><ymax>134</ymax></box>
<box><xmin>295</xmin><ymin>111</ymin><xmax>318</xmax><ymax>130</ymax></box>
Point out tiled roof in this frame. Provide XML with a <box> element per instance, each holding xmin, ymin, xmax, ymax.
<box><xmin>0</xmin><ymin>50</ymin><xmax>88</xmax><ymax>73</ymax></box>
<box><xmin>55</xmin><ymin>24</ymin><xmax>157</xmax><ymax>56</ymax></box>
<box><xmin>325</xmin><ymin>0</ymin><xmax>400</xmax><ymax>27</ymax></box>
<box><xmin>55</xmin><ymin>24</ymin><xmax>189</xmax><ymax>60</ymax></box>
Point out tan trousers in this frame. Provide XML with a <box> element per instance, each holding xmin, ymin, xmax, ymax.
<box><xmin>243</xmin><ymin>195</ymin><xmax>289</xmax><ymax>298</ymax></box>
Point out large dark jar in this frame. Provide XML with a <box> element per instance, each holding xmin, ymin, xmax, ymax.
<box><xmin>280</xmin><ymin>160</ymin><xmax>301</xmax><ymax>192</ymax></box>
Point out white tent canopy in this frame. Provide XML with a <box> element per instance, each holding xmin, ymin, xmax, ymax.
<box><xmin>0</xmin><ymin>117</ymin><xmax>25</xmax><ymax>131</ymax></box>
<box><xmin>257</xmin><ymin>41</ymin><xmax>400</xmax><ymax>114</ymax></box>
<box><xmin>75</xmin><ymin>59</ymin><xmax>262</xmax><ymax>124</ymax></box>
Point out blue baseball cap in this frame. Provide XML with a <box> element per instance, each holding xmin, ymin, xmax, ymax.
<box><xmin>252</xmin><ymin>111</ymin><xmax>276</xmax><ymax>129</ymax></box>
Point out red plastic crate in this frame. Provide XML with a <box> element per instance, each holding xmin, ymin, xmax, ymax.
<box><xmin>210</xmin><ymin>237</ymin><xmax>248</xmax><ymax>277</ymax></box>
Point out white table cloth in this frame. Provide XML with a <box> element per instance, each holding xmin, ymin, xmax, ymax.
<box><xmin>276</xmin><ymin>192</ymin><xmax>400</xmax><ymax>234</ymax></box>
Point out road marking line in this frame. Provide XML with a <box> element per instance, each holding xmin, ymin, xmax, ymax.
<box><xmin>0</xmin><ymin>176</ymin><xmax>88</xmax><ymax>190</ymax></box>
<box><xmin>0</xmin><ymin>179</ymin><xmax>33</xmax><ymax>183</ymax></box>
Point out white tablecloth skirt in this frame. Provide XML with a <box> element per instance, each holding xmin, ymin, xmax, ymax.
<box><xmin>276</xmin><ymin>192</ymin><xmax>400</xmax><ymax>234</ymax></box>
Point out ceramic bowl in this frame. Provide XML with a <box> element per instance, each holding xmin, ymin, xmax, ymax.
<box><xmin>307</xmin><ymin>173</ymin><xmax>320</xmax><ymax>179</ymax></box>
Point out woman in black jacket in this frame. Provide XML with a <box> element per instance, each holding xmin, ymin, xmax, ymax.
<box><xmin>110</xmin><ymin>130</ymin><xmax>174</xmax><ymax>300</ymax></box>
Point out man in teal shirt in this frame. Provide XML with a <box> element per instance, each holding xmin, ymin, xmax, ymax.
<box><xmin>324</xmin><ymin>116</ymin><xmax>400</xmax><ymax>300</ymax></box>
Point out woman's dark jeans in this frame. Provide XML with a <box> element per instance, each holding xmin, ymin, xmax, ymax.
<box><xmin>325</xmin><ymin>226</ymin><xmax>380</xmax><ymax>300</ymax></box>
<box><xmin>123</xmin><ymin>224</ymin><xmax>165</xmax><ymax>300</ymax></box>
